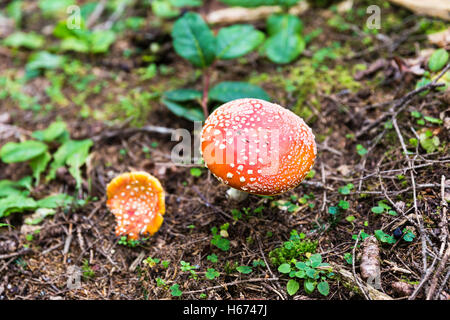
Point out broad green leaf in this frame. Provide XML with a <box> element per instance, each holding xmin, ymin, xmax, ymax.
<box><xmin>267</xmin><ymin>13</ymin><xmax>303</xmax><ymax>36</ymax></box>
<box><xmin>26</xmin><ymin>51</ymin><xmax>63</xmax><ymax>72</ymax></box>
<box><xmin>36</xmin><ymin>194</ymin><xmax>73</xmax><ymax>209</ymax></box>
<box><xmin>265</xmin><ymin>14</ymin><xmax>304</xmax><ymax>64</ymax></box>
<box><xmin>6</xmin><ymin>1</ymin><xmax>23</xmax><ymax>26</ymax></box>
<box><xmin>39</xmin><ymin>0</ymin><xmax>74</xmax><ymax>16</ymax></box>
<box><xmin>170</xmin><ymin>284</ymin><xmax>182</xmax><ymax>297</ymax></box>
<box><xmin>172</xmin><ymin>12</ymin><xmax>216</xmax><ymax>68</ymax></box>
<box><xmin>162</xmin><ymin>99</ymin><xmax>205</xmax><ymax>121</ymax></box>
<box><xmin>90</xmin><ymin>30</ymin><xmax>116</xmax><ymax>53</ymax></box>
<box><xmin>216</xmin><ymin>24</ymin><xmax>265</xmax><ymax>59</ymax></box>
<box><xmin>60</xmin><ymin>37</ymin><xmax>90</xmax><ymax>53</ymax></box>
<box><xmin>170</xmin><ymin>0</ymin><xmax>203</xmax><ymax>7</ymax></box>
<box><xmin>309</xmin><ymin>253</ymin><xmax>322</xmax><ymax>267</ymax></box>
<box><xmin>3</xmin><ymin>32</ymin><xmax>45</xmax><ymax>49</ymax></box>
<box><xmin>0</xmin><ymin>178</ymin><xmax>31</xmax><ymax>198</ymax></box>
<box><xmin>1</xmin><ymin>140</ymin><xmax>47</xmax><ymax>163</ymax></box>
<box><xmin>286</xmin><ymin>279</ymin><xmax>299</xmax><ymax>296</ymax></box>
<box><xmin>163</xmin><ymin>89</ymin><xmax>202</xmax><ymax>101</ymax></box>
<box><xmin>374</xmin><ymin>230</ymin><xmax>396</xmax><ymax>244</ymax></box>
<box><xmin>428</xmin><ymin>49</ymin><xmax>449</xmax><ymax>72</ymax></box>
<box><xmin>0</xmin><ymin>195</ymin><xmax>37</xmax><ymax>217</ymax></box>
<box><xmin>317</xmin><ymin>281</ymin><xmax>330</xmax><ymax>296</ymax></box>
<box><xmin>47</xmin><ymin>139</ymin><xmax>93</xmax><ymax>189</ymax></box>
<box><xmin>29</xmin><ymin>152</ymin><xmax>51</xmax><ymax>186</ymax></box>
<box><xmin>65</xmin><ymin>140</ymin><xmax>94</xmax><ymax>189</ymax></box>
<box><xmin>32</xmin><ymin>121</ymin><xmax>69</xmax><ymax>142</ymax></box>
<box><xmin>371</xmin><ymin>206</ymin><xmax>384</xmax><ymax>214</ymax></box>
<box><xmin>419</xmin><ymin>132</ymin><xmax>440</xmax><ymax>154</ymax></box>
<box><xmin>278</xmin><ymin>263</ymin><xmax>291</xmax><ymax>273</ymax></box>
<box><xmin>236</xmin><ymin>266</ymin><xmax>253</xmax><ymax>274</ymax></box>
<box><xmin>265</xmin><ymin>32</ymin><xmax>305</xmax><ymax>64</ymax></box>
<box><xmin>304</xmin><ymin>279</ymin><xmax>316</xmax><ymax>293</ymax></box>
<box><xmin>208</xmin><ymin>81</ymin><xmax>270</xmax><ymax>102</ymax></box>
<box><xmin>218</xmin><ymin>0</ymin><xmax>299</xmax><ymax>8</ymax></box>
<box><xmin>152</xmin><ymin>0</ymin><xmax>180</xmax><ymax>18</ymax></box>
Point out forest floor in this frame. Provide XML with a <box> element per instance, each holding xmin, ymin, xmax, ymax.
<box><xmin>0</xmin><ymin>0</ymin><xmax>449</xmax><ymax>300</ymax></box>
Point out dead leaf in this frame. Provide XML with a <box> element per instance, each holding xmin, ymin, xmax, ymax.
<box><xmin>428</xmin><ymin>28</ymin><xmax>450</xmax><ymax>49</ymax></box>
<box><xmin>387</xmin><ymin>0</ymin><xmax>450</xmax><ymax>21</ymax></box>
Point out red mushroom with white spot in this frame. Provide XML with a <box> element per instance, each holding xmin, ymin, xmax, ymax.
<box><xmin>106</xmin><ymin>172</ymin><xmax>165</xmax><ymax>239</ymax></box>
<box><xmin>200</xmin><ymin>98</ymin><xmax>316</xmax><ymax>200</ymax></box>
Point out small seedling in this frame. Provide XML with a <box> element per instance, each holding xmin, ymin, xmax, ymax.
<box><xmin>278</xmin><ymin>253</ymin><xmax>333</xmax><ymax>296</ymax></box>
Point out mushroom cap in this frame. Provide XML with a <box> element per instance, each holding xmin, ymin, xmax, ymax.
<box><xmin>200</xmin><ymin>98</ymin><xmax>316</xmax><ymax>195</ymax></box>
<box><xmin>106</xmin><ymin>172</ymin><xmax>165</xmax><ymax>240</ymax></box>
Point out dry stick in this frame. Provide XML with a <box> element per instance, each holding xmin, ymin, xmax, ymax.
<box><xmin>435</xmin><ymin>269</ymin><xmax>450</xmax><ymax>299</ymax></box>
<box><xmin>257</xmin><ymin>236</ymin><xmax>286</xmax><ymax>300</ymax></box>
<box><xmin>356</xmin><ymin>63</ymin><xmax>449</xmax><ymax>139</ymax></box>
<box><xmin>426</xmin><ymin>175</ymin><xmax>449</xmax><ymax>300</ymax></box>
<box><xmin>201</xmin><ymin>68</ymin><xmax>211</xmax><ymax>119</ymax></box>
<box><xmin>392</xmin><ymin>118</ymin><xmax>428</xmax><ymax>274</ymax></box>
<box><xmin>182</xmin><ymin>277</ymin><xmax>279</xmax><ymax>295</ymax></box>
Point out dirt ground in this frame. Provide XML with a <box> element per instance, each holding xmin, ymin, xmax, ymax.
<box><xmin>0</xmin><ymin>0</ymin><xmax>449</xmax><ymax>300</ymax></box>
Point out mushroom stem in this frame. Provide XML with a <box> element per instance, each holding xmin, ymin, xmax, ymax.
<box><xmin>226</xmin><ymin>188</ymin><xmax>248</xmax><ymax>202</ymax></box>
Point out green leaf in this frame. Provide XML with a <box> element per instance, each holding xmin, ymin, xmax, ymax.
<box><xmin>190</xmin><ymin>168</ymin><xmax>202</xmax><ymax>177</ymax></box>
<box><xmin>338</xmin><ymin>200</ymin><xmax>349</xmax><ymax>210</ymax></box>
<box><xmin>218</xmin><ymin>0</ymin><xmax>299</xmax><ymax>8</ymax></box>
<box><xmin>60</xmin><ymin>37</ymin><xmax>90</xmax><ymax>53</ymax></box>
<box><xmin>216</xmin><ymin>24</ymin><xmax>265</xmax><ymax>59</ymax></box>
<box><xmin>162</xmin><ymin>99</ymin><xmax>205</xmax><ymax>122</ymax></box>
<box><xmin>278</xmin><ymin>263</ymin><xmax>291</xmax><ymax>274</ymax></box>
<box><xmin>0</xmin><ymin>178</ymin><xmax>31</xmax><ymax>198</ymax></box>
<box><xmin>317</xmin><ymin>281</ymin><xmax>330</xmax><ymax>296</ymax></box>
<box><xmin>163</xmin><ymin>89</ymin><xmax>202</xmax><ymax>102</ymax></box>
<box><xmin>423</xmin><ymin>116</ymin><xmax>443</xmax><ymax>125</ymax></box>
<box><xmin>205</xmin><ymin>268</ymin><xmax>220</xmax><ymax>280</ymax></box>
<box><xmin>90</xmin><ymin>30</ymin><xmax>116</xmax><ymax>53</ymax></box>
<box><xmin>428</xmin><ymin>49</ymin><xmax>449</xmax><ymax>72</ymax></box>
<box><xmin>26</xmin><ymin>51</ymin><xmax>63</xmax><ymax>72</ymax></box>
<box><xmin>170</xmin><ymin>0</ymin><xmax>203</xmax><ymax>7</ymax></box>
<box><xmin>32</xmin><ymin>121</ymin><xmax>68</xmax><ymax>142</ymax></box>
<box><xmin>39</xmin><ymin>0</ymin><xmax>74</xmax><ymax>16</ymax></box>
<box><xmin>171</xmin><ymin>12</ymin><xmax>216</xmax><ymax>68</ymax></box>
<box><xmin>47</xmin><ymin>139</ymin><xmax>93</xmax><ymax>189</ymax></box>
<box><xmin>374</xmin><ymin>230</ymin><xmax>396</xmax><ymax>244</ymax></box>
<box><xmin>265</xmin><ymin>14</ymin><xmax>304</xmax><ymax>64</ymax></box>
<box><xmin>419</xmin><ymin>132</ymin><xmax>440</xmax><ymax>154</ymax></box>
<box><xmin>36</xmin><ymin>194</ymin><xmax>73</xmax><ymax>209</ymax></box>
<box><xmin>309</xmin><ymin>254</ymin><xmax>322</xmax><ymax>267</ymax></box>
<box><xmin>152</xmin><ymin>0</ymin><xmax>180</xmax><ymax>18</ymax></box>
<box><xmin>65</xmin><ymin>140</ymin><xmax>94</xmax><ymax>189</ymax></box>
<box><xmin>304</xmin><ymin>279</ymin><xmax>316</xmax><ymax>293</ymax></box>
<box><xmin>236</xmin><ymin>266</ymin><xmax>253</xmax><ymax>274</ymax></box>
<box><xmin>170</xmin><ymin>284</ymin><xmax>182</xmax><ymax>297</ymax></box>
<box><xmin>0</xmin><ymin>195</ymin><xmax>37</xmax><ymax>218</ymax></box>
<box><xmin>209</xmin><ymin>81</ymin><xmax>270</xmax><ymax>102</ymax></box>
<box><xmin>3</xmin><ymin>32</ymin><xmax>45</xmax><ymax>49</ymax></box>
<box><xmin>267</xmin><ymin>13</ymin><xmax>303</xmax><ymax>36</ymax></box>
<box><xmin>286</xmin><ymin>279</ymin><xmax>299</xmax><ymax>296</ymax></box>
<box><xmin>29</xmin><ymin>152</ymin><xmax>51</xmax><ymax>185</ymax></box>
<box><xmin>371</xmin><ymin>206</ymin><xmax>384</xmax><ymax>214</ymax></box>
<box><xmin>1</xmin><ymin>141</ymin><xmax>48</xmax><ymax>163</ymax></box>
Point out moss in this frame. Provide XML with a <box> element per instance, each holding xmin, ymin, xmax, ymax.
<box><xmin>269</xmin><ymin>230</ymin><xmax>318</xmax><ymax>267</ymax></box>
<box><xmin>104</xmin><ymin>88</ymin><xmax>159</xmax><ymax>127</ymax></box>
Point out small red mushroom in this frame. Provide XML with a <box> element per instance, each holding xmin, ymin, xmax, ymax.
<box><xmin>200</xmin><ymin>98</ymin><xmax>316</xmax><ymax>198</ymax></box>
<box><xmin>106</xmin><ymin>172</ymin><xmax>165</xmax><ymax>240</ymax></box>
